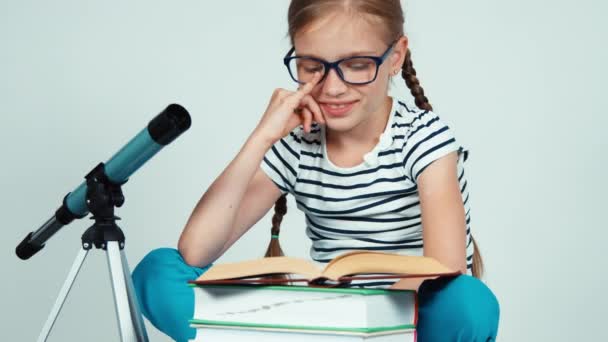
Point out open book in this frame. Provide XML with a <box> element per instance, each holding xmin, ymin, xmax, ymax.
<box><xmin>189</xmin><ymin>251</ymin><xmax>460</xmax><ymax>287</ymax></box>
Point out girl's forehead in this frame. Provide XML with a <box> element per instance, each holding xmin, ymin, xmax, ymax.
<box><xmin>293</xmin><ymin>12</ymin><xmax>387</xmax><ymax>60</ymax></box>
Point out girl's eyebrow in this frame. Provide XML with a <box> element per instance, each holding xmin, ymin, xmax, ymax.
<box><xmin>298</xmin><ymin>49</ymin><xmax>378</xmax><ymax>60</ymax></box>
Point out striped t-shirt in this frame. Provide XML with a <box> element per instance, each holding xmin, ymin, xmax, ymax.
<box><xmin>260</xmin><ymin>96</ymin><xmax>474</xmax><ymax>288</ymax></box>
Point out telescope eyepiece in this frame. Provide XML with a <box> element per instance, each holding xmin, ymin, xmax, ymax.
<box><xmin>148</xmin><ymin>104</ymin><xmax>191</xmax><ymax>145</ymax></box>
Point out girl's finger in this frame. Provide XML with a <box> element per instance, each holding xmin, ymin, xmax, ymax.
<box><xmin>291</xmin><ymin>72</ymin><xmax>322</xmax><ymax>103</ymax></box>
<box><xmin>300</xmin><ymin>94</ymin><xmax>325</xmax><ymax>125</ymax></box>
<box><xmin>302</xmin><ymin>107</ymin><xmax>313</xmax><ymax>133</ymax></box>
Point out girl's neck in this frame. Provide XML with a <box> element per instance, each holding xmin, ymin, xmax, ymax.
<box><xmin>325</xmin><ymin>96</ymin><xmax>393</xmax><ymax>149</ymax></box>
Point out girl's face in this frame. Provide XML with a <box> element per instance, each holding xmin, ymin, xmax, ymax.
<box><xmin>293</xmin><ymin>12</ymin><xmax>407</xmax><ymax>135</ymax></box>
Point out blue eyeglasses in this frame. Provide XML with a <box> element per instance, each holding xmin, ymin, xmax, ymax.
<box><xmin>283</xmin><ymin>38</ymin><xmax>399</xmax><ymax>85</ymax></box>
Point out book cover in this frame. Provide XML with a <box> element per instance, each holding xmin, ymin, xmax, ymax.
<box><xmin>189</xmin><ymin>284</ymin><xmax>418</xmax><ymax>330</ymax></box>
<box><xmin>189</xmin><ymin>323</ymin><xmax>417</xmax><ymax>342</ymax></box>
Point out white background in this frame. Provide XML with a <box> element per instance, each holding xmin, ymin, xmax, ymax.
<box><xmin>1</xmin><ymin>1</ymin><xmax>606</xmax><ymax>341</ymax></box>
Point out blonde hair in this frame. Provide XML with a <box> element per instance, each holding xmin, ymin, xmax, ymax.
<box><xmin>266</xmin><ymin>0</ymin><xmax>484</xmax><ymax>279</ymax></box>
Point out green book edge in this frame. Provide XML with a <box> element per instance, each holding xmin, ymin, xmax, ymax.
<box><xmin>188</xmin><ymin>319</ymin><xmax>415</xmax><ymax>333</ymax></box>
<box><xmin>188</xmin><ymin>283</ymin><xmax>415</xmax><ymax>296</ymax></box>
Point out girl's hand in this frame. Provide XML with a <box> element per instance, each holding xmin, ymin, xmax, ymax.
<box><xmin>255</xmin><ymin>72</ymin><xmax>325</xmax><ymax>145</ymax></box>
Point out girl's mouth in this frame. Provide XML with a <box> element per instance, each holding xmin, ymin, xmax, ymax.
<box><xmin>320</xmin><ymin>101</ymin><xmax>359</xmax><ymax>117</ymax></box>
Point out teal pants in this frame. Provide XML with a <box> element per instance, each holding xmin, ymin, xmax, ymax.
<box><xmin>132</xmin><ymin>248</ymin><xmax>500</xmax><ymax>342</ymax></box>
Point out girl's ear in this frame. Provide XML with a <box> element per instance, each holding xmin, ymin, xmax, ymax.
<box><xmin>390</xmin><ymin>35</ymin><xmax>409</xmax><ymax>73</ymax></box>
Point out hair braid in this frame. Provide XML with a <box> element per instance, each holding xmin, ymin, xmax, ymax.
<box><xmin>470</xmin><ymin>236</ymin><xmax>484</xmax><ymax>278</ymax></box>
<box><xmin>264</xmin><ymin>194</ymin><xmax>289</xmax><ymax>282</ymax></box>
<box><xmin>401</xmin><ymin>49</ymin><xmax>433</xmax><ymax>112</ymax></box>
<box><xmin>265</xmin><ymin>194</ymin><xmax>287</xmax><ymax>258</ymax></box>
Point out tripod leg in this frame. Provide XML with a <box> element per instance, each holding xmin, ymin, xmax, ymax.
<box><xmin>106</xmin><ymin>241</ymin><xmax>148</xmax><ymax>342</ymax></box>
<box><xmin>120</xmin><ymin>246</ymin><xmax>149</xmax><ymax>341</ymax></box>
<box><xmin>37</xmin><ymin>248</ymin><xmax>89</xmax><ymax>342</ymax></box>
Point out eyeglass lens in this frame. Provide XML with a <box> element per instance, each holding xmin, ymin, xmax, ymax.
<box><xmin>288</xmin><ymin>57</ymin><xmax>378</xmax><ymax>84</ymax></box>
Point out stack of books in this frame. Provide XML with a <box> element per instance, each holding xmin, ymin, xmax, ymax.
<box><xmin>187</xmin><ymin>251</ymin><xmax>458</xmax><ymax>342</ymax></box>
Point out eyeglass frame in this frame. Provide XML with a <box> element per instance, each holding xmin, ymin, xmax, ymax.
<box><xmin>283</xmin><ymin>37</ymin><xmax>400</xmax><ymax>86</ymax></box>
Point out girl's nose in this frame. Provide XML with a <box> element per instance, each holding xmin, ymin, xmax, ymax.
<box><xmin>320</xmin><ymin>68</ymin><xmax>348</xmax><ymax>97</ymax></box>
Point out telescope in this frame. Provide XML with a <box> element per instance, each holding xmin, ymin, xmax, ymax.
<box><xmin>16</xmin><ymin>103</ymin><xmax>192</xmax><ymax>342</ymax></box>
<box><xmin>16</xmin><ymin>103</ymin><xmax>190</xmax><ymax>260</ymax></box>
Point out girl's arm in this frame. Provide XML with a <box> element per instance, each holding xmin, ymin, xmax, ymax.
<box><xmin>212</xmin><ymin>165</ymin><xmax>286</xmax><ymax>260</ymax></box>
<box><xmin>390</xmin><ymin>151</ymin><xmax>467</xmax><ymax>290</ymax></box>
<box><xmin>178</xmin><ymin>72</ymin><xmax>324</xmax><ymax>268</ymax></box>
<box><xmin>177</xmin><ymin>133</ymin><xmax>281</xmax><ymax>268</ymax></box>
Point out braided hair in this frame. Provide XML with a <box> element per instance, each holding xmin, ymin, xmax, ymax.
<box><xmin>264</xmin><ymin>194</ymin><xmax>287</xmax><ymax>258</ymax></box>
<box><xmin>401</xmin><ymin>49</ymin><xmax>433</xmax><ymax>112</ymax></box>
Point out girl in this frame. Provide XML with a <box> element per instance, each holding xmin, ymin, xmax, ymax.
<box><xmin>132</xmin><ymin>1</ymin><xmax>500</xmax><ymax>341</ymax></box>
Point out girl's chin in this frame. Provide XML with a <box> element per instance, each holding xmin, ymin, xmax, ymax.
<box><xmin>323</xmin><ymin>116</ymin><xmax>359</xmax><ymax>132</ymax></box>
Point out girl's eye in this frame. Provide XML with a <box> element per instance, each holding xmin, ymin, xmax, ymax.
<box><xmin>304</xmin><ymin>66</ymin><xmax>323</xmax><ymax>73</ymax></box>
<box><xmin>343</xmin><ymin>58</ymin><xmax>374</xmax><ymax>71</ymax></box>
<box><xmin>296</xmin><ymin>60</ymin><xmax>324</xmax><ymax>74</ymax></box>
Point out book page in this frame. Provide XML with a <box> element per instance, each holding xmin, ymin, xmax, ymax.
<box><xmin>320</xmin><ymin>251</ymin><xmax>454</xmax><ymax>280</ymax></box>
<box><xmin>196</xmin><ymin>256</ymin><xmax>322</xmax><ymax>282</ymax></box>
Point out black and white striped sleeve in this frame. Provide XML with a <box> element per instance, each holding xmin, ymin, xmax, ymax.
<box><xmin>402</xmin><ymin>110</ymin><xmax>460</xmax><ymax>183</ymax></box>
<box><xmin>260</xmin><ymin>128</ymin><xmax>302</xmax><ymax>194</ymax></box>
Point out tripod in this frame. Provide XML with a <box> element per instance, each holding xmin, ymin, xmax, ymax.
<box><xmin>37</xmin><ymin>164</ymin><xmax>149</xmax><ymax>342</ymax></box>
